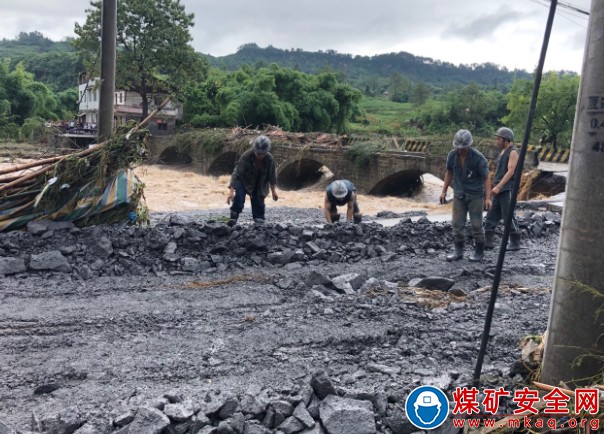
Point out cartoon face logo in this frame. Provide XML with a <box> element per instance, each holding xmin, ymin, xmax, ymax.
<box><xmin>405</xmin><ymin>386</ymin><xmax>450</xmax><ymax>430</ymax></box>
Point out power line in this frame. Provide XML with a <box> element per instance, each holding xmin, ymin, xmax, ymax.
<box><xmin>556</xmin><ymin>9</ymin><xmax>588</xmax><ymax>29</ymax></box>
<box><xmin>528</xmin><ymin>0</ymin><xmax>589</xmax><ymax>28</ymax></box>
<box><xmin>530</xmin><ymin>0</ymin><xmax>590</xmax><ymax>16</ymax></box>
<box><xmin>558</xmin><ymin>0</ymin><xmax>589</xmax><ymax>16</ymax></box>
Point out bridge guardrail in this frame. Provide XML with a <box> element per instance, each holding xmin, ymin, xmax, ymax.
<box><xmin>404</xmin><ymin>140</ymin><xmax>431</xmax><ymax>153</ymax></box>
<box><xmin>527</xmin><ymin>145</ymin><xmax>570</xmax><ymax>163</ymax></box>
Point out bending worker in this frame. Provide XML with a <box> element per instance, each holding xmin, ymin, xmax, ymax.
<box><xmin>227</xmin><ymin>135</ymin><xmax>278</xmax><ymax>225</ymax></box>
<box><xmin>324</xmin><ymin>179</ymin><xmax>362</xmax><ymax>224</ymax></box>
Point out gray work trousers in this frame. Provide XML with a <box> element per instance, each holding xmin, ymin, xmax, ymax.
<box><xmin>452</xmin><ymin>195</ymin><xmax>485</xmax><ymax>243</ymax></box>
<box><xmin>485</xmin><ymin>190</ymin><xmax>519</xmax><ymax>234</ymax></box>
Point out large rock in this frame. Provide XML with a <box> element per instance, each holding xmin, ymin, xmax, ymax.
<box><xmin>408</xmin><ymin>276</ymin><xmax>455</xmax><ymax>292</ymax></box>
<box><xmin>310</xmin><ymin>371</ymin><xmax>337</xmax><ymax>399</ymax></box>
<box><xmin>319</xmin><ymin>396</ymin><xmax>376</xmax><ymax>434</ymax></box>
<box><xmin>123</xmin><ymin>407</ymin><xmax>170</xmax><ymax>434</ymax></box>
<box><xmin>29</xmin><ymin>250</ymin><xmax>71</xmax><ymax>272</ymax></box>
<box><xmin>0</xmin><ymin>257</ymin><xmax>26</xmax><ymax>275</ymax></box>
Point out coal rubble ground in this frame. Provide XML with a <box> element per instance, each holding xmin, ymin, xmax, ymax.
<box><xmin>0</xmin><ymin>206</ymin><xmax>561</xmax><ymax>434</ymax></box>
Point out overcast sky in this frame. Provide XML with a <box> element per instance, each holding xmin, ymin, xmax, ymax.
<box><xmin>0</xmin><ymin>0</ymin><xmax>592</xmax><ymax>73</ymax></box>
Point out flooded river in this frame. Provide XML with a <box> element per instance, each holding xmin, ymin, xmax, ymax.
<box><xmin>134</xmin><ymin>164</ymin><xmax>449</xmax><ymax>216</ymax></box>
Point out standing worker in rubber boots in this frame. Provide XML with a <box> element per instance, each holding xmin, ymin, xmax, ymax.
<box><xmin>484</xmin><ymin>127</ymin><xmax>521</xmax><ymax>251</ymax></box>
<box><xmin>227</xmin><ymin>135</ymin><xmax>279</xmax><ymax>225</ymax></box>
<box><xmin>440</xmin><ymin>129</ymin><xmax>491</xmax><ymax>261</ymax></box>
<box><xmin>324</xmin><ymin>179</ymin><xmax>362</xmax><ymax>224</ymax></box>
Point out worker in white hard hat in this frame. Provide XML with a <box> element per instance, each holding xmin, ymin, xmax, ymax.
<box><xmin>227</xmin><ymin>135</ymin><xmax>279</xmax><ymax>225</ymax></box>
<box><xmin>440</xmin><ymin>129</ymin><xmax>491</xmax><ymax>262</ymax></box>
<box><xmin>324</xmin><ymin>179</ymin><xmax>362</xmax><ymax>224</ymax></box>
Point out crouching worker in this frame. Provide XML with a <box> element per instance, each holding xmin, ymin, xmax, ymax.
<box><xmin>324</xmin><ymin>179</ymin><xmax>362</xmax><ymax>224</ymax></box>
<box><xmin>226</xmin><ymin>135</ymin><xmax>278</xmax><ymax>226</ymax></box>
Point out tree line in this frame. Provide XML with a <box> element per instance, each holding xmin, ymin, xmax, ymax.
<box><xmin>207</xmin><ymin>42</ymin><xmax>534</xmax><ymax>90</ymax></box>
<box><xmin>0</xmin><ymin>1</ymin><xmax>581</xmax><ymax>148</ymax></box>
<box><xmin>0</xmin><ymin>59</ymin><xmax>77</xmax><ymax>140</ymax></box>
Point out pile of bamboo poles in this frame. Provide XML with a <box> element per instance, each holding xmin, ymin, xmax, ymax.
<box><xmin>0</xmin><ymin>98</ymin><xmax>171</xmax><ymax>229</ymax></box>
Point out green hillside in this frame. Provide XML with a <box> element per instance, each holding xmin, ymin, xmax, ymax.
<box><xmin>1</xmin><ymin>34</ymin><xmax>532</xmax><ymax>93</ymax></box>
<box><xmin>0</xmin><ymin>32</ymin><xmax>82</xmax><ymax>91</ymax></box>
<box><xmin>205</xmin><ymin>43</ymin><xmax>532</xmax><ymax>89</ymax></box>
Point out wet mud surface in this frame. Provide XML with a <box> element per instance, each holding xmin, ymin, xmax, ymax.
<box><xmin>0</xmin><ymin>206</ymin><xmax>561</xmax><ymax>433</ymax></box>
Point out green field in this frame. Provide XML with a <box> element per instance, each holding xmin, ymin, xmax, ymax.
<box><xmin>349</xmin><ymin>97</ymin><xmax>421</xmax><ymax>136</ymax></box>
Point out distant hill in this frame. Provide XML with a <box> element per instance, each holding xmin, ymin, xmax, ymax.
<box><xmin>0</xmin><ymin>32</ymin><xmax>81</xmax><ymax>91</ymax></box>
<box><xmin>204</xmin><ymin>43</ymin><xmax>533</xmax><ymax>89</ymax></box>
<box><xmin>0</xmin><ymin>33</ymin><xmax>533</xmax><ymax>93</ymax></box>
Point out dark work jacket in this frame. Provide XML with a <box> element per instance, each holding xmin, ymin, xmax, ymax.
<box><xmin>229</xmin><ymin>149</ymin><xmax>277</xmax><ymax>198</ymax></box>
<box><xmin>493</xmin><ymin>146</ymin><xmax>518</xmax><ymax>192</ymax></box>
<box><xmin>445</xmin><ymin>148</ymin><xmax>489</xmax><ymax>200</ymax></box>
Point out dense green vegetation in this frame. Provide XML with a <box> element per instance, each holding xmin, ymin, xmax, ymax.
<box><xmin>182</xmin><ymin>65</ymin><xmax>362</xmax><ymax>134</ymax></box>
<box><xmin>0</xmin><ymin>31</ymin><xmax>81</xmax><ymax>91</ymax></box>
<box><xmin>0</xmin><ymin>59</ymin><xmax>77</xmax><ymax>140</ymax></box>
<box><xmin>74</xmin><ymin>0</ymin><xmax>207</xmax><ymax>118</ymax></box>
<box><xmin>503</xmin><ymin>73</ymin><xmax>580</xmax><ymax>148</ymax></box>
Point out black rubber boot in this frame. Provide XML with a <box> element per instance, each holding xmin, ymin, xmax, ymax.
<box><xmin>485</xmin><ymin>231</ymin><xmax>495</xmax><ymax>250</ymax></box>
<box><xmin>353</xmin><ymin>214</ymin><xmax>362</xmax><ymax>224</ymax></box>
<box><xmin>446</xmin><ymin>242</ymin><xmax>464</xmax><ymax>261</ymax></box>
<box><xmin>227</xmin><ymin>211</ymin><xmax>239</xmax><ymax>227</ymax></box>
<box><xmin>507</xmin><ymin>233</ymin><xmax>521</xmax><ymax>251</ymax></box>
<box><xmin>469</xmin><ymin>242</ymin><xmax>485</xmax><ymax>262</ymax></box>
<box><xmin>331</xmin><ymin>214</ymin><xmax>341</xmax><ymax>223</ymax></box>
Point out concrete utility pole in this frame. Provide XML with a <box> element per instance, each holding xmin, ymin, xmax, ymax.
<box><xmin>97</xmin><ymin>0</ymin><xmax>117</xmax><ymax>143</ymax></box>
<box><xmin>541</xmin><ymin>0</ymin><xmax>604</xmax><ymax>386</ymax></box>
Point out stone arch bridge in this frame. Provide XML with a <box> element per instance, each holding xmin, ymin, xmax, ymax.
<box><xmin>148</xmin><ymin>137</ymin><xmax>477</xmax><ymax>196</ymax></box>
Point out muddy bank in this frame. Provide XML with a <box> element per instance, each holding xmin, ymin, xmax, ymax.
<box><xmin>0</xmin><ymin>206</ymin><xmax>560</xmax><ymax>433</ymax></box>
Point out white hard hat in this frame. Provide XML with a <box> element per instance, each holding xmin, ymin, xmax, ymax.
<box><xmin>332</xmin><ymin>180</ymin><xmax>348</xmax><ymax>199</ymax></box>
<box><xmin>453</xmin><ymin>129</ymin><xmax>473</xmax><ymax>149</ymax></box>
<box><xmin>253</xmin><ymin>135</ymin><xmax>271</xmax><ymax>154</ymax></box>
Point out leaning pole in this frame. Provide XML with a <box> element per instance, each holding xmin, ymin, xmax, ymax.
<box><xmin>541</xmin><ymin>0</ymin><xmax>604</xmax><ymax>386</ymax></box>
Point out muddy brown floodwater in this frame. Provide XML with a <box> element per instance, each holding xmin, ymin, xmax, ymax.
<box><xmin>133</xmin><ymin>164</ymin><xmax>448</xmax><ymax>216</ymax></box>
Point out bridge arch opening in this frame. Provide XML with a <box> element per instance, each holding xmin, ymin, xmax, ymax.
<box><xmin>278</xmin><ymin>158</ymin><xmax>333</xmax><ymax>190</ymax></box>
<box><xmin>158</xmin><ymin>146</ymin><xmax>193</xmax><ymax>164</ymax></box>
<box><xmin>207</xmin><ymin>151</ymin><xmax>239</xmax><ymax>176</ymax></box>
<box><xmin>369</xmin><ymin>170</ymin><xmax>425</xmax><ymax>197</ymax></box>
